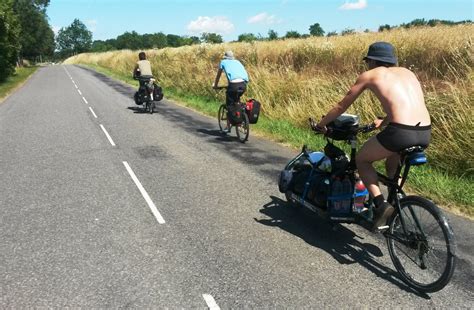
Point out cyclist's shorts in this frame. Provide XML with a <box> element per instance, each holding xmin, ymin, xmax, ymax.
<box><xmin>376</xmin><ymin>122</ymin><xmax>431</xmax><ymax>152</ymax></box>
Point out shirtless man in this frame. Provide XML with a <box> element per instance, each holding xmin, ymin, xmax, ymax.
<box><xmin>316</xmin><ymin>42</ymin><xmax>431</xmax><ymax>230</ymax></box>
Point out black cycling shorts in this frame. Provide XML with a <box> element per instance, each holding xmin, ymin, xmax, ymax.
<box><xmin>376</xmin><ymin>122</ymin><xmax>431</xmax><ymax>152</ymax></box>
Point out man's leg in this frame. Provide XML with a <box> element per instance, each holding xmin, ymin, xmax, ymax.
<box><xmin>356</xmin><ymin>136</ymin><xmax>396</xmax><ymax>229</ymax></box>
<box><xmin>385</xmin><ymin>153</ymin><xmax>401</xmax><ymax>181</ymax></box>
<box><xmin>356</xmin><ymin>136</ymin><xmax>395</xmax><ymax>198</ymax></box>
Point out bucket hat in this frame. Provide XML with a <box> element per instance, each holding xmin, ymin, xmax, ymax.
<box><xmin>363</xmin><ymin>42</ymin><xmax>397</xmax><ymax>64</ymax></box>
<box><xmin>223</xmin><ymin>50</ymin><xmax>234</xmax><ymax>60</ymax></box>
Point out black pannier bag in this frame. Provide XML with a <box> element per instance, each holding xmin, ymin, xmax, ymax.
<box><xmin>227</xmin><ymin>103</ymin><xmax>244</xmax><ymax>124</ymax></box>
<box><xmin>324</xmin><ymin>142</ymin><xmax>349</xmax><ymax>176</ymax></box>
<box><xmin>153</xmin><ymin>84</ymin><xmax>164</xmax><ymax>101</ymax></box>
<box><xmin>134</xmin><ymin>88</ymin><xmax>147</xmax><ymax>105</ymax></box>
<box><xmin>245</xmin><ymin>99</ymin><xmax>261</xmax><ymax>124</ymax></box>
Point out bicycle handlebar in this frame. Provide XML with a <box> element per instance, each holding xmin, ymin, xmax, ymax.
<box><xmin>308</xmin><ymin>117</ymin><xmax>376</xmax><ymax>136</ymax></box>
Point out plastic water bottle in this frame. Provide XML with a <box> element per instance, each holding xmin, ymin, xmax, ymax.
<box><xmin>353</xmin><ymin>178</ymin><xmax>368</xmax><ymax>213</ymax></box>
<box><xmin>331</xmin><ymin>178</ymin><xmax>343</xmax><ymax>212</ymax></box>
<box><xmin>341</xmin><ymin>177</ymin><xmax>352</xmax><ymax>213</ymax></box>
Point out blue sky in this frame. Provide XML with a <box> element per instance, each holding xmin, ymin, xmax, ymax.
<box><xmin>47</xmin><ymin>0</ymin><xmax>473</xmax><ymax>41</ymax></box>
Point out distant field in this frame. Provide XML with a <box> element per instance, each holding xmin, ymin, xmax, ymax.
<box><xmin>66</xmin><ymin>25</ymin><xmax>473</xmax><ymax>215</ymax></box>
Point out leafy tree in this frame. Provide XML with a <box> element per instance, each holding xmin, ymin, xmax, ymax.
<box><xmin>326</xmin><ymin>31</ymin><xmax>338</xmax><ymax>37</ymax></box>
<box><xmin>115</xmin><ymin>31</ymin><xmax>142</xmax><ymax>49</ymax></box>
<box><xmin>341</xmin><ymin>28</ymin><xmax>355</xmax><ymax>36</ymax></box>
<box><xmin>91</xmin><ymin>40</ymin><xmax>115</xmax><ymax>52</ymax></box>
<box><xmin>181</xmin><ymin>36</ymin><xmax>200</xmax><ymax>46</ymax></box>
<box><xmin>267</xmin><ymin>29</ymin><xmax>278</xmax><ymax>40</ymax></box>
<box><xmin>378</xmin><ymin>24</ymin><xmax>391</xmax><ymax>32</ymax></box>
<box><xmin>0</xmin><ymin>0</ymin><xmax>20</xmax><ymax>81</ymax></box>
<box><xmin>237</xmin><ymin>33</ymin><xmax>258</xmax><ymax>42</ymax></box>
<box><xmin>13</xmin><ymin>0</ymin><xmax>55</xmax><ymax>60</ymax></box>
<box><xmin>166</xmin><ymin>34</ymin><xmax>183</xmax><ymax>47</ymax></box>
<box><xmin>200</xmin><ymin>32</ymin><xmax>223</xmax><ymax>44</ymax></box>
<box><xmin>56</xmin><ymin>19</ymin><xmax>92</xmax><ymax>57</ymax></box>
<box><xmin>309</xmin><ymin>23</ymin><xmax>325</xmax><ymax>36</ymax></box>
<box><xmin>151</xmin><ymin>32</ymin><xmax>168</xmax><ymax>48</ymax></box>
<box><xmin>285</xmin><ymin>30</ymin><xmax>301</xmax><ymax>39</ymax></box>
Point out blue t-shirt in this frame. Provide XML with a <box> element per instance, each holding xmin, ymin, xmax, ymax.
<box><xmin>219</xmin><ymin>59</ymin><xmax>249</xmax><ymax>83</ymax></box>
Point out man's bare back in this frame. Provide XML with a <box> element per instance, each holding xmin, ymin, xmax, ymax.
<box><xmin>366</xmin><ymin>66</ymin><xmax>430</xmax><ymax>126</ymax></box>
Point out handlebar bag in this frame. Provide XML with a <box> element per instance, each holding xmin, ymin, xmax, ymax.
<box><xmin>327</xmin><ymin>114</ymin><xmax>360</xmax><ymax>140</ymax></box>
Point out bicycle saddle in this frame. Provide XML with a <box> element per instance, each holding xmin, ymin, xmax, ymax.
<box><xmin>402</xmin><ymin>146</ymin><xmax>427</xmax><ymax>166</ymax></box>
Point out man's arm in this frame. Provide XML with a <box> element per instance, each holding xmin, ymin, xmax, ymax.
<box><xmin>213</xmin><ymin>68</ymin><xmax>223</xmax><ymax>88</ymax></box>
<box><xmin>317</xmin><ymin>72</ymin><xmax>371</xmax><ymax>128</ymax></box>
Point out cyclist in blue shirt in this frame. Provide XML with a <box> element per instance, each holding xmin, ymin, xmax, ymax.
<box><xmin>212</xmin><ymin>51</ymin><xmax>249</xmax><ymax>106</ymax></box>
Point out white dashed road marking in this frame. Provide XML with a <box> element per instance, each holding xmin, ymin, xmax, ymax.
<box><xmin>82</xmin><ymin>97</ymin><xmax>88</xmax><ymax>104</ymax></box>
<box><xmin>202</xmin><ymin>294</ymin><xmax>220</xmax><ymax>310</ymax></box>
<box><xmin>89</xmin><ymin>107</ymin><xmax>98</xmax><ymax>118</ymax></box>
<box><xmin>122</xmin><ymin>161</ymin><xmax>165</xmax><ymax>224</ymax></box>
<box><xmin>99</xmin><ymin>124</ymin><xmax>116</xmax><ymax>146</ymax></box>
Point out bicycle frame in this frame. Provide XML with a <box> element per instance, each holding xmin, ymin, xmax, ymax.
<box><xmin>375</xmin><ymin>153</ymin><xmax>428</xmax><ymax>247</ymax></box>
<box><xmin>343</xmin><ymin>133</ymin><xmax>427</xmax><ymax>243</ymax></box>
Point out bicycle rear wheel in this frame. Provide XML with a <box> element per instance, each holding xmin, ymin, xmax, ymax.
<box><xmin>218</xmin><ymin>104</ymin><xmax>230</xmax><ymax>133</ymax></box>
<box><xmin>387</xmin><ymin>196</ymin><xmax>455</xmax><ymax>292</ymax></box>
<box><xmin>236</xmin><ymin>112</ymin><xmax>249</xmax><ymax>143</ymax></box>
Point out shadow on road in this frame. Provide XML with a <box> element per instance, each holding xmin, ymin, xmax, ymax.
<box><xmin>127</xmin><ymin>106</ymin><xmax>155</xmax><ymax>114</ymax></box>
<box><xmin>76</xmin><ymin>65</ymin><xmax>288</xmax><ymax>180</ymax></box>
<box><xmin>255</xmin><ymin>195</ymin><xmax>431</xmax><ymax>298</ymax></box>
<box><xmin>78</xmin><ymin>65</ymin><xmax>135</xmax><ymax>98</ymax></box>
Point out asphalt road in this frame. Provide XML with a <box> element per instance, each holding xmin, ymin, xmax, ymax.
<box><xmin>0</xmin><ymin>65</ymin><xmax>472</xmax><ymax>308</ymax></box>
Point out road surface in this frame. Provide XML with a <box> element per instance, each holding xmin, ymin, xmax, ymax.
<box><xmin>0</xmin><ymin>65</ymin><xmax>472</xmax><ymax>308</ymax></box>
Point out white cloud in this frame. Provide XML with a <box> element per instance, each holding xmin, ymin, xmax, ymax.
<box><xmin>247</xmin><ymin>12</ymin><xmax>280</xmax><ymax>25</ymax></box>
<box><xmin>339</xmin><ymin>0</ymin><xmax>367</xmax><ymax>10</ymax></box>
<box><xmin>187</xmin><ymin>16</ymin><xmax>234</xmax><ymax>34</ymax></box>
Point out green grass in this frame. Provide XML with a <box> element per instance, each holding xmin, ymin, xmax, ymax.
<box><xmin>80</xmin><ymin>63</ymin><xmax>474</xmax><ymax>218</ymax></box>
<box><xmin>0</xmin><ymin>67</ymin><xmax>38</xmax><ymax>101</ymax></box>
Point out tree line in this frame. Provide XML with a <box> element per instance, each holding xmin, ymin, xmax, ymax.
<box><xmin>0</xmin><ymin>0</ymin><xmax>55</xmax><ymax>82</ymax></box>
<box><xmin>81</xmin><ymin>18</ymin><xmax>471</xmax><ymax>54</ymax></box>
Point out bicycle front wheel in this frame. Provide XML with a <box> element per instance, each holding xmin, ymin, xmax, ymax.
<box><xmin>236</xmin><ymin>112</ymin><xmax>249</xmax><ymax>143</ymax></box>
<box><xmin>218</xmin><ymin>104</ymin><xmax>230</xmax><ymax>133</ymax></box>
<box><xmin>387</xmin><ymin>196</ymin><xmax>456</xmax><ymax>292</ymax></box>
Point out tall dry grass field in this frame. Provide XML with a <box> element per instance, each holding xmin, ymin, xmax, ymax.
<box><xmin>67</xmin><ymin>25</ymin><xmax>473</xmax><ymax>177</ymax></box>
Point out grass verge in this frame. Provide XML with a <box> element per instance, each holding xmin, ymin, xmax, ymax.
<box><xmin>80</xmin><ymin>63</ymin><xmax>473</xmax><ymax>218</ymax></box>
<box><xmin>0</xmin><ymin>67</ymin><xmax>38</xmax><ymax>102</ymax></box>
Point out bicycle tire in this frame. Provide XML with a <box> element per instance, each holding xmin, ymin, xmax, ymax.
<box><xmin>149</xmin><ymin>101</ymin><xmax>155</xmax><ymax>114</ymax></box>
<box><xmin>218</xmin><ymin>104</ymin><xmax>230</xmax><ymax>133</ymax></box>
<box><xmin>236</xmin><ymin>112</ymin><xmax>249</xmax><ymax>143</ymax></box>
<box><xmin>387</xmin><ymin>195</ymin><xmax>456</xmax><ymax>293</ymax></box>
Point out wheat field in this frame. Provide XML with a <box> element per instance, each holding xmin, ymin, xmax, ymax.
<box><xmin>66</xmin><ymin>25</ymin><xmax>473</xmax><ymax>177</ymax></box>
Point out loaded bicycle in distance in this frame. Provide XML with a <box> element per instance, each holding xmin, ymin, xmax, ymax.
<box><xmin>215</xmin><ymin>86</ymin><xmax>261</xmax><ymax>143</ymax></box>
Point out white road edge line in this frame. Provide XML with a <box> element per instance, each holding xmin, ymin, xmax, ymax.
<box><xmin>82</xmin><ymin>97</ymin><xmax>88</xmax><ymax>104</ymax></box>
<box><xmin>89</xmin><ymin>107</ymin><xmax>98</xmax><ymax>118</ymax></box>
<box><xmin>99</xmin><ymin>124</ymin><xmax>116</xmax><ymax>146</ymax></box>
<box><xmin>77</xmin><ymin>89</ymin><xmax>82</xmax><ymax>95</ymax></box>
<box><xmin>74</xmin><ymin>84</ymin><xmax>78</xmax><ymax>89</ymax></box>
<box><xmin>122</xmin><ymin>161</ymin><xmax>166</xmax><ymax>224</ymax></box>
<box><xmin>202</xmin><ymin>294</ymin><xmax>220</xmax><ymax>310</ymax></box>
